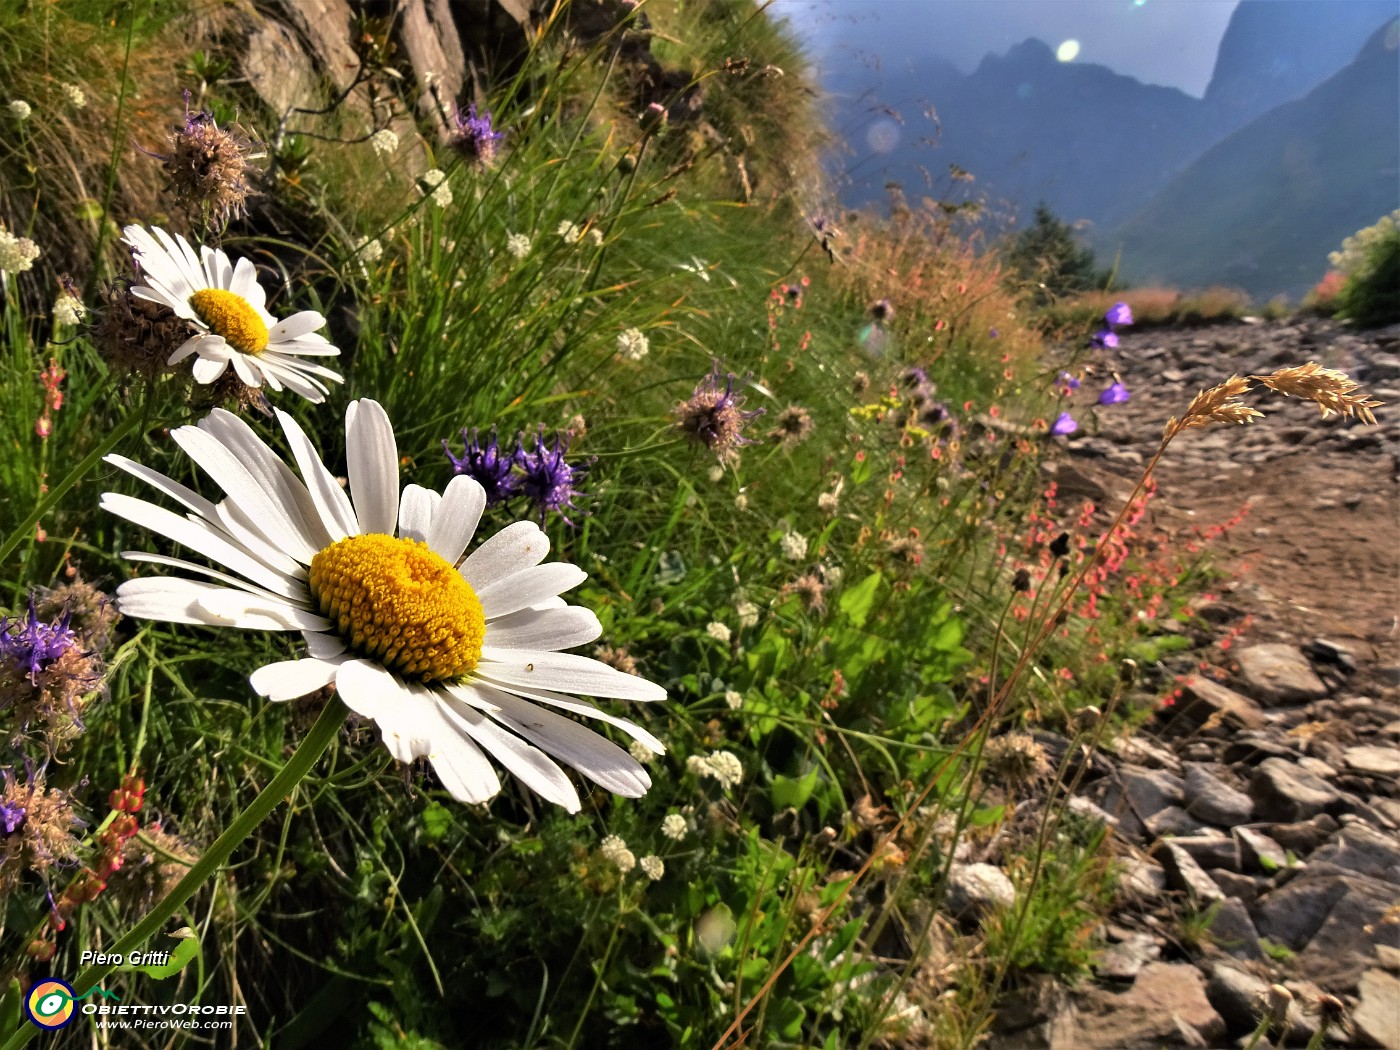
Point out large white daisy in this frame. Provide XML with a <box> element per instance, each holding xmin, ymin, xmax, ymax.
<box><xmin>100</xmin><ymin>399</ymin><xmax>666</xmax><ymax>812</ymax></box>
<box><xmin>122</xmin><ymin>225</ymin><xmax>343</xmax><ymax>404</ymax></box>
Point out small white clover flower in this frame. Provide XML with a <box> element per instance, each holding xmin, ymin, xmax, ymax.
<box><xmin>0</xmin><ymin>228</ymin><xmax>41</xmax><ymax>274</ymax></box>
<box><xmin>735</xmin><ymin>601</ymin><xmax>759</xmax><ymax>628</ymax></box>
<box><xmin>616</xmin><ymin>327</ymin><xmax>649</xmax><ymax>362</ymax></box>
<box><xmin>556</xmin><ymin>220</ymin><xmax>582</xmax><ymax>245</ymax></box>
<box><xmin>725</xmin><ymin>690</ymin><xmax>743</xmax><ymax>710</ymax></box>
<box><xmin>821</xmin><ymin>564</ymin><xmax>844</xmax><ymax>588</ymax></box>
<box><xmin>704</xmin><ymin>750</ymin><xmax>744</xmax><ymax>789</ymax></box>
<box><xmin>735</xmin><ymin>494</ymin><xmax>749</xmax><ymax>511</ymax></box>
<box><xmin>707</xmin><ymin>465</ymin><xmax>725</xmax><ymax>483</ymax></box>
<box><xmin>61</xmin><ymin>84</ymin><xmax>86</xmax><ymax>108</ymax></box>
<box><xmin>686</xmin><ymin>754</ymin><xmax>711</xmax><ymax>777</ymax></box>
<box><xmin>506</xmin><ymin>232</ymin><xmax>532</xmax><ymax>259</ymax></box>
<box><xmin>52</xmin><ymin>295</ymin><xmax>85</xmax><ymax>326</ymax></box>
<box><xmin>779</xmin><ymin>530</ymin><xmax>808</xmax><ymax>561</ymax></box>
<box><xmin>599</xmin><ymin>834</ymin><xmax>637</xmax><ymax>873</ymax></box>
<box><xmin>586</xmin><ymin>227</ymin><xmax>604</xmax><ymax>247</ymax></box>
<box><xmin>355</xmin><ymin>236</ymin><xmax>383</xmax><ymax>263</ymax></box>
<box><xmin>640</xmin><ymin>855</ymin><xmax>665</xmax><ymax>880</ymax></box>
<box><xmin>818</xmin><ymin>491</ymin><xmax>840</xmax><ymax>515</ymax></box>
<box><xmin>8</xmin><ymin>100</ymin><xmax>31</xmax><ymax>120</ymax></box>
<box><xmin>705</xmin><ymin>622</ymin><xmax>731</xmax><ymax>644</ymax></box>
<box><xmin>629</xmin><ymin>739</ymin><xmax>661</xmax><ymax>764</ymax></box>
<box><xmin>369</xmin><ymin>128</ymin><xmax>399</xmax><ymax>156</ymax></box>
<box><xmin>661</xmin><ymin>813</ymin><xmax>688</xmax><ymax>840</ymax></box>
<box><xmin>421</xmin><ymin>169</ymin><xmax>452</xmax><ymax>208</ymax></box>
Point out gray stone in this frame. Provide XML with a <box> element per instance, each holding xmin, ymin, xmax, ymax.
<box><xmin>1175</xmin><ymin>675</ymin><xmax>1267</xmax><ymax>731</ymax></box>
<box><xmin>1235</xmin><ymin>827</ymin><xmax>1290</xmax><ymax>873</ymax></box>
<box><xmin>1308</xmin><ymin>823</ymin><xmax>1400</xmax><ymax>884</ymax></box>
<box><xmin>1209</xmin><ymin>868</ymin><xmax>1260</xmax><ymax>904</ymax></box>
<box><xmin>1209</xmin><ymin>898</ymin><xmax>1264</xmax><ymax>960</ymax></box>
<box><xmin>1254</xmin><ymin>874</ymin><xmax>1355</xmax><ymax>950</ymax></box>
<box><xmin>1346</xmin><ymin>745</ymin><xmax>1400</xmax><ymax>777</ymax></box>
<box><xmin>1066</xmin><ymin>795</ymin><xmax>1120</xmax><ymax>829</ymax></box>
<box><xmin>1117</xmin><ymin>858</ymin><xmax>1168</xmax><ymax>902</ymax></box>
<box><xmin>1267</xmin><ymin>813</ymin><xmax>1339</xmax><ymax>855</ymax></box>
<box><xmin>1094</xmin><ymin>932</ymin><xmax>1161</xmax><ymax>981</ymax></box>
<box><xmin>1235</xmin><ymin>644</ymin><xmax>1329</xmax><ymax>704</ymax></box>
<box><xmin>1144</xmin><ymin>806</ymin><xmax>1210</xmax><ymax>838</ymax></box>
<box><xmin>1183</xmin><ymin>764</ymin><xmax>1255</xmax><ymax>827</ymax></box>
<box><xmin>1354</xmin><ymin>968</ymin><xmax>1400</xmax><ymax>1050</ymax></box>
<box><xmin>1119</xmin><ymin>765</ymin><xmax>1185</xmax><ymax>823</ymax></box>
<box><xmin>1294</xmin><ymin>875</ymin><xmax>1400</xmax><ymax>992</ymax></box>
<box><xmin>1250</xmin><ymin>758</ymin><xmax>1343</xmax><ymax>822</ymax></box>
<box><xmin>946</xmin><ymin>863</ymin><xmax>1015</xmax><ymax>919</ymax></box>
<box><xmin>1206</xmin><ymin>963</ymin><xmax>1315</xmax><ymax>1041</ymax></box>
<box><xmin>1059</xmin><ymin>963</ymin><xmax>1226</xmax><ymax>1049</ymax></box>
<box><xmin>1151</xmin><ymin>841</ymin><xmax>1225</xmax><ymax>903</ymax></box>
<box><xmin>1169</xmin><ymin>834</ymin><xmax>1242</xmax><ymax>872</ymax></box>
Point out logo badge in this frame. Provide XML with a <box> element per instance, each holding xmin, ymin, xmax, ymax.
<box><xmin>24</xmin><ymin>979</ymin><xmax>77</xmax><ymax>1030</ymax></box>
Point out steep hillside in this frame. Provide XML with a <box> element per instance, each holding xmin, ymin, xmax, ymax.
<box><xmin>1104</xmin><ymin>20</ymin><xmax>1400</xmax><ymax>301</ymax></box>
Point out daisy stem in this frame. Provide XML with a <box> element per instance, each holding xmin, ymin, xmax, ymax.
<box><xmin>0</xmin><ymin>699</ymin><xmax>346</xmax><ymax>1050</ymax></box>
<box><xmin>0</xmin><ymin>409</ymin><xmax>145</xmax><ymax>569</ymax></box>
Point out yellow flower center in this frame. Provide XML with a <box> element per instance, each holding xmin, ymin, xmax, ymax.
<box><xmin>188</xmin><ymin>288</ymin><xmax>269</xmax><ymax>354</ymax></box>
<box><xmin>308</xmin><ymin>534</ymin><xmax>485</xmax><ymax>683</ymax></box>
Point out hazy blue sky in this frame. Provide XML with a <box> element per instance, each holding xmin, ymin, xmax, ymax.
<box><xmin>776</xmin><ymin>0</ymin><xmax>1244</xmax><ymax>97</ymax></box>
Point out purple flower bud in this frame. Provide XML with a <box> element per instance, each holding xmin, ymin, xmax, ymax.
<box><xmin>0</xmin><ymin>600</ymin><xmax>77</xmax><ymax>683</ymax></box>
<box><xmin>1051</xmin><ymin>412</ymin><xmax>1078</xmax><ymax>436</ymax></box>
<box><xmin>444</xmin><ymin>427</ymin><xmax>518</xmax><ymax>506</ymax></box>
<box><xmin>1104</xmin><ymin>302</ymin><xmax>1133</xmax><ymax>327</ymax></box>
<box><xmin>1098</xmin><ymin>382</ymin><xmax>1130</xmax><ymax>406</ymax></box>
<box><xmin>515</xmin><ymin>430</ymin><xmax>590</xmax><ymax>525</ymax></box>
<box><xmin>448</xmin><ymin>103</ymin><xmax>504</xmax><ymax>166</ymax></box>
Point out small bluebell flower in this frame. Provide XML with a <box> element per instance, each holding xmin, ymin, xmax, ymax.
<box><xmin>1098</xmin><ymin>382</ymin><xmax>1131</xmax><ymax>406</ymax></box>
<box><xmin>444</xmin><ymin>427</ymin><xmax>519</xmax><ymax>506</ymax></box>
<box><xmin>1104</xmin><ymin>302</ymin><xmax>1133</xmax><ymax>327</ymax></box>
<box><xmin>1051</xmin><ymin>412</ymin><xmax>1078</xmax><ymax>435</ymax></box>
<box><xmin>1091</xmin><ymin>328</ymin><xmax>1119</xmax><ymax>349</ymax></box>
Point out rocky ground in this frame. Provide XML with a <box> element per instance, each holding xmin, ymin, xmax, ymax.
<box><xmin>992</xmin><ymin>318</ymin><xmax>1400</xmax><ymax>1049</ymax></box>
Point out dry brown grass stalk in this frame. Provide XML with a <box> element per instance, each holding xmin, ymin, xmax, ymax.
<box><xmin>1163</xmin><ymin>374</ymin><xmax>1263</xmax><ymax>438</ymax></box>
<box><xmin>1252</xmin><ymin>362</ymin><xmax>1383</xmax><ymax>424</ymax></box>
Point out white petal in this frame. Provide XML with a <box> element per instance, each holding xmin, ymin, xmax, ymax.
<box><xmin>477</xmin><ymin>680</ymin><xmax>667</xmax><ymax>753</ymax></box>
<box><xmin>476</xmin><ymin>563</ymin><xmax>587</xmax><ymax>619</ymax></box>
<box><xmin>275</xmin><ymin>409</ymin><xmax>359</xmax><ymax>541</ymax></box>
<box><xmin>267</xmin><ymin>311</ymin><xmax>325</xmax><ymax>342</ymax></box>
<box><xmin>449</xmin><ymin>682</ymin><xmax>647</xmax><ymax>799</ymax></box>
<box><xmin>476</xmin><ymin>650</ymin><xmax>666</xmax><ymax>702</ymax></box>
<box><xmin>120</xmin><ymin>551</ymin><xmax>307</xmax><ymax>605</ymax></box>
<box><xmin>459</xmin><ymin>521</ymin><xmax>549</xmax><ymax>591</ymax></box>
<box><xmin>249</xmin><ymin>658</ymin><xmax>342</xmax><ymax>701</ymax></box>
<box><xmin>482</xmin><ymin>606</ymin><xmax>602</xmax><ymax>651</ymax></box>
<box><xmin>426</xmin><ymin>475</ymin><xmax>485</xmax><ymax>565</ymax></box>
<box><xmin>170</xmin><ymin>425</ymin><xmax>319</xmax><ymax>568</ymax></box>
<box><xmin>304</xmin><ymin>631</ymin><xmax>347</xmax><ymax>659</ymax></box>
<box><xmin>409</xmin><ymin>691</ymin><xmax>501</xmax><ymax>803</ymax></box>
<box><xmin>266</xmin><ymin>332</ymin><xmax>340</xmax><ymax>356</ymax></box>
<box><xmin>100</xmin><ymin>492</ymin><xmax>299</xmax><ymax>597</ymax></box>
<box><xmin>433</xmin><ymin>688</ymin><xmax>579</xmax><ymax>811</ymax></box>
<box><xmin>229</xmin><ymin>256</ymin><xmax>266</xmax><ymax>311</ymax></box>
<box><xmin>168</xmin><ymin>333</ymin><xmax>214</xmax><ymax>364</ymax></box>
<box><xmin>258</xmin><ymin>361</ymin><xmax>329</xmax><ymax>403</ymax></box>
<box><xmin>346</xmin><ymin>400</ymin><xmax>399</xmax><ymax>536</ymax></box>
<box><xmin>334</xmin><ymin>659</ymin><xmax>419</xmax><ymax>756</ymax></box>
<box><xmin>191</xmin><ymin>354</ymin><xmax>230</xmax><ymax>384</ymax></box>
<box><xmin>230</xmin><ymin>350</ymin><xmax>262</xmax><ymax>388</ymax></box>
<box><xmin>200</xmin><ymin>244</ymin><xmax>232</xmax><ymax>290</ymax></box>
<box><xmin>116</xmin><ymin>577</ymin><xmax>323</xmax><ymax>631</ymax></box>
<box><xmin>397</xmin><ymin>485</ymin><xmax>440</xmax><ymax>543</ymax></box>
<box><xmin>105</xmin><ymin>455</ymin><xmax>218</xmax><ymax>521</ymax></box>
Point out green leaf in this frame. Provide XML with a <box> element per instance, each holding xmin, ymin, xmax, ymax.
<box><xmin>0</xmin><ymin>978</ymin><xmax>21</xmax><ymax>1038</ymax></box>
<box><xmin>837</xmin><ymin>571</ymin><xmax>882</xmax><ymax>629</ymax></box>
<box><xmin>419</xmin><ymin>801</ymin><xmax>453</xmax><ymax>843</ymax></box>
<box><xmin>114</xmin><ymin>934</ymin><xmax>199</xmax><ymax>980</ymax></box>
<box><xmin>74</xmin><ymin>199</ymin><xmax>104</xmax><ymax>222</ymax></box>
<box><xmin>969</xmin><ymin>804</ymin><xmax>1006</xmax><ymax>827</ymax></box>
<box><xmin>770</xmin><ymin>998</ymin><xmax>806</xmax><ymax>1039</ymax></box>
<box><xmin>770</xmin><ymin>769</ymin><xmax>821</xmax><ymax>811</ymax></box>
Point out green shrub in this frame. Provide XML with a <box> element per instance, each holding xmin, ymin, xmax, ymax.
<box><xmin>1331</xmin><ymin>210</ymin><xmax>1400</xmax><ymax>327</ymax></box>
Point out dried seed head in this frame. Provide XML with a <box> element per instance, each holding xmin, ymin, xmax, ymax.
<box><xmin>161</xmin><ymin>102</ymin><xmax>261</xmax><ymax>226</ymax></box>
<box><xmin>1169</xmin><ymin>374</ymin><xmax>1262</xmax><ymax>437</ymax></box>
<box><xmin>982</xmin><ymin>731</ymin><xmax>1051</xmax><ymax>788</ymax></box>
<box><xmin>105</xmin><ymin>824</ymin><xmax>197</xmax><ymax>912</ymax></box>
<box><xmin>1253</xmin><ymin>362</ymin><xmax>1382</xmax><ymax>424</ymax></box>
<box><xmin>92</xmin><ymin>280</ymin><xmax>196</xmax><ymax>383</ymax></box>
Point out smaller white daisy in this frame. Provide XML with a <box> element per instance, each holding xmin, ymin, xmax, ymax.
<box><xmin>660</xmin><ymin>813</ymin><xmax>688</xmax><ymax>841</ymax></box>
<box><xmin>506</xmin><ymin>232</ymin><xmax>531</xmax><ymax>259</ymax></box>
<box><xmin>705</xmin><ymin>750</ymin><xmax>744</xmax><ymax>789</ymax></box>
<box><xmin>61</xmin><ymin>84</ymin><xmax>86</xmax><ymax>108</ymax></box>
<box><xmin>616</xmin><ymin>327</ymin><xmax>648</xmax><ymax>362</ymax></box>
<box><xmin>599</xmin><ymin>834</ymin><xmax>636</xmax><ymax>873</ymax></box>
<box><xmin>705</xmin><ymin>622</ymin><xmax>731</xmax><ymax>644</ymax></box>
<box><xmin>369</xmin><ymin>128</ymin><xmax>399</xmax><ymax>156</ymax></box>
<box><xmin>52</xmin><ymin>295</ymin><xmax>85</xmax><ymax>326</ymax></box>
<box><xmin>735</xmin><ymin>600</ymin><xmax>759</xmax><ymax>628</ymax></box>
<box><xmin>7</xmin><ymin>100</ymin><xmax>30</xmax><ymax>120</ymax></box>
<box><xmin>556</xmin><ymin>220</ymin><xmax>582</xmax><ymax>245</ymax></box>
<box><xmin>121</xmin><ymin>225</ymin><xmax>342</xmax><ymax>403</ymax></box>
<box><xmin>640</xmin><ymin>855</ymin><xmax>664</xmax><ymax>880</ymax></box>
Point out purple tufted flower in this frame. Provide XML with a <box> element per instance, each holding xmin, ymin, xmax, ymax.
<box><xmin>676</xmin><ymin>362</ymin><xmax>764</xmax><ymax>459</ymax></box>
<box><xmin>1104</xmin><ymin>302</ymin><xmax>1133</xmax><ymax>327</ymax></box>
<box><xmin>1098</xmin><ymin>381</ymin><xmax>1131</xmax><ymax>406</ymax></box>
<box><xmin>0</xmin><ymin>601</ymin><xmax>77</xmax><ymax>683</ymax></box>
<box><xmin>449</xmin><ymin>103</ymin><xmax>505</xmax><ymax>166</ymax></box>
<box><xmin>444</xmin><ymin>427</ymin><xmax>519</xmax><ymax>507</ymax></box>
<box><xmin>515</xmin><ymin>430</ymin><xmax>590</xmax><ymax>525</ymax></box>
<box><xmin>0</xmin><ymin>798</ymin><xmax>23</xmax><ymax>834</ymax></box>
<box><xmin>1051</xmin><ymin>412</ymin><xmax>1078</xmax><ymax>436</ymax></box>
